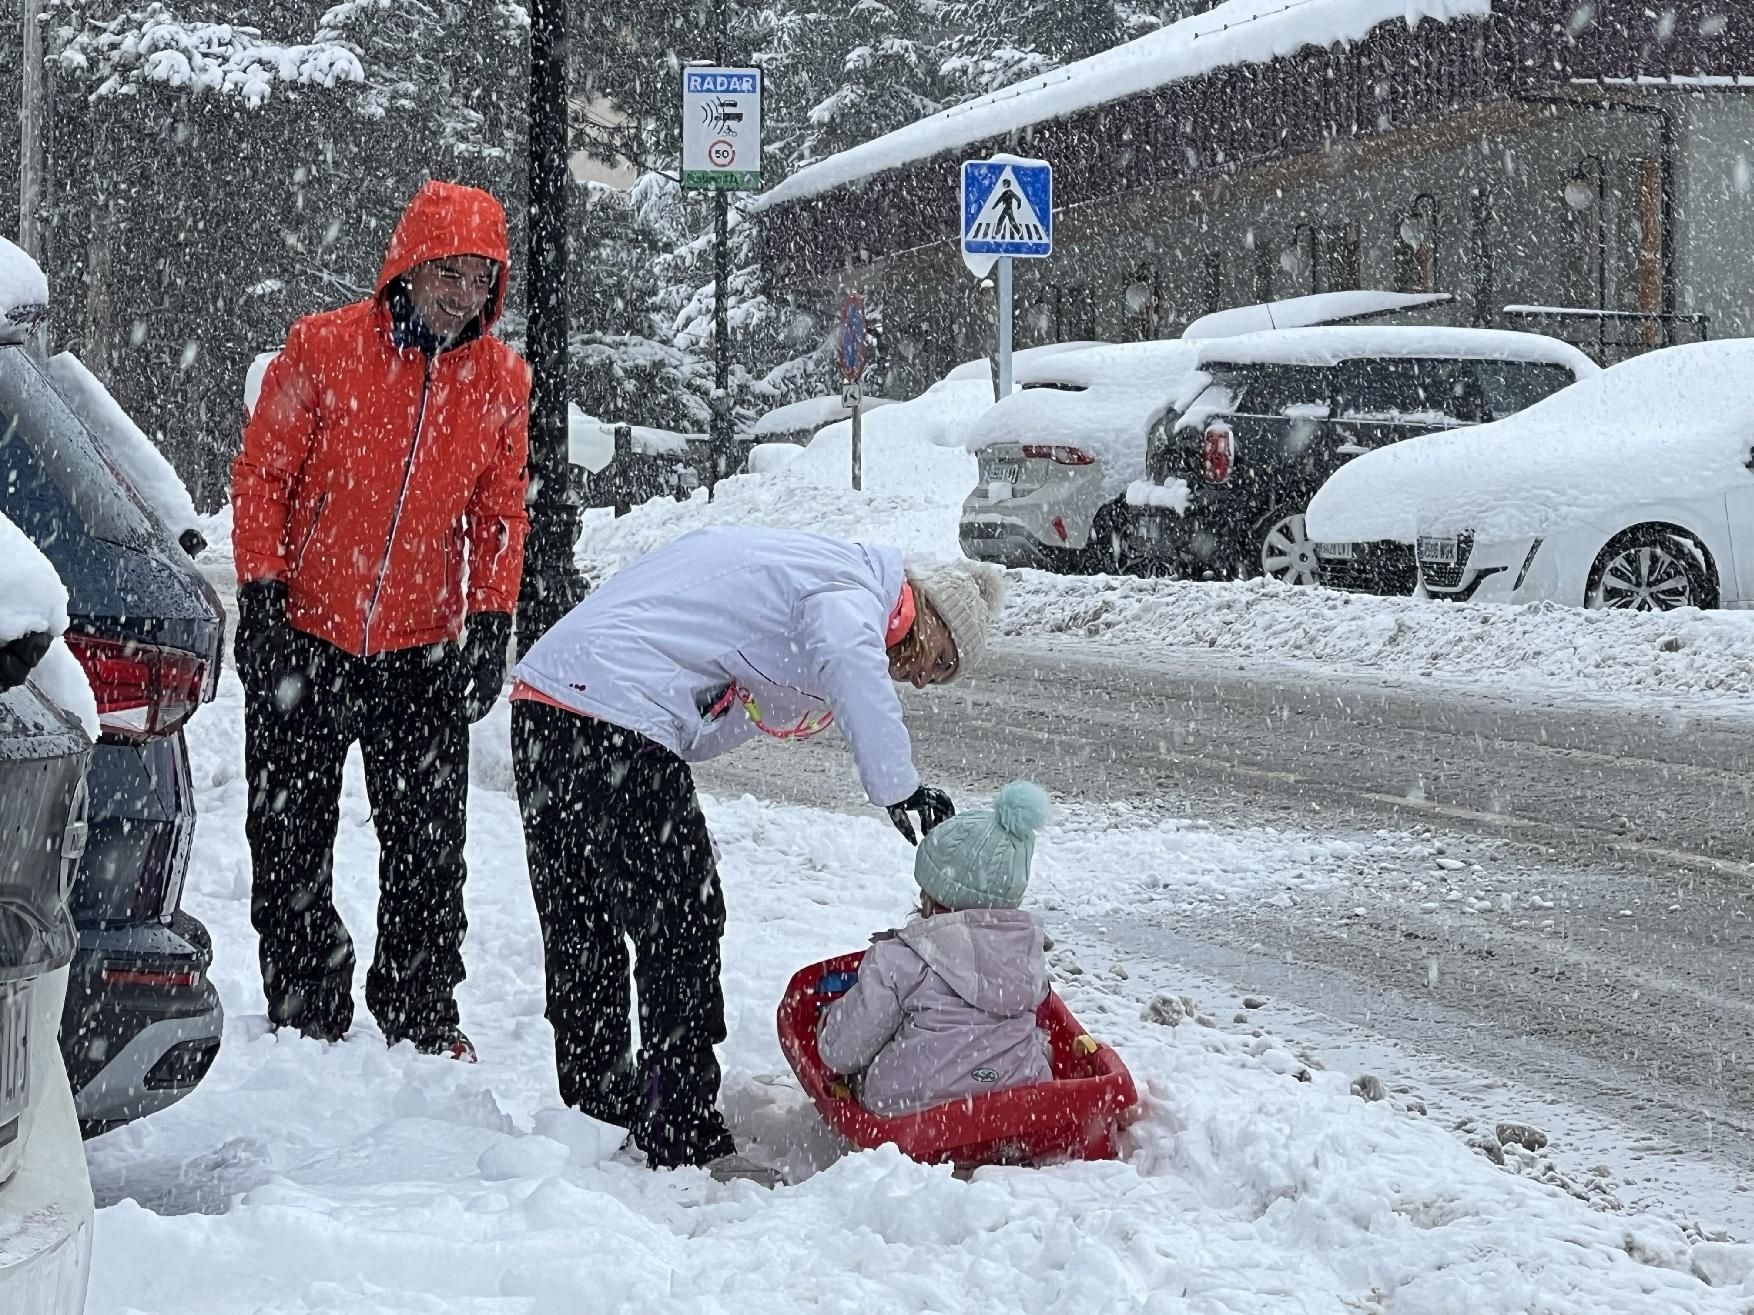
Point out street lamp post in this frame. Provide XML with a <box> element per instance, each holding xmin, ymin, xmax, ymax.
<box><xmin>517</xmin><ymin>0</ymin><xmax>588</xmax><ymax>656</ymax></box>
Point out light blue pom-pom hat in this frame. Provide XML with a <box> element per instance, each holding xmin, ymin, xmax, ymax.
<box><xmin>914</xmin><ymin>780</ymin><xmax>1052</xmax><ymax>911</ymax></box>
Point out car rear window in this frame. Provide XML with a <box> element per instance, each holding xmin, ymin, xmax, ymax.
<box><xmin>0</xmin><ymin>348</ymin><xmax>155</xmax><ymax>551</ymax></box>
<box><xmin>1472</xmin><ymin>360</ymin><xmax>1580</xmax><ymax>419</ymax></box>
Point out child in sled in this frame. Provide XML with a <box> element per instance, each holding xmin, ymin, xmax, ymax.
<box><xmin>817</xmin><ymin>781</ymin><xmax>1055</xmax><ymax>1114</ymax></box>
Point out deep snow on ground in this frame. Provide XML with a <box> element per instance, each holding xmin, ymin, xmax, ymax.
<box><xmin>79</xmin><ymin>676</ymin><xmax>1754</xmax><ymax>1313</ymax></box>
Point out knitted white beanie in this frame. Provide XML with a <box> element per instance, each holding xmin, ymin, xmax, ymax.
<box><xmin>906</xmin><ymin>560</ymin><xmax>1005</xmax><ymax>679</ymax></box>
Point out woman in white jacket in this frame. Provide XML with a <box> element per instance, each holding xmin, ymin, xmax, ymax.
<box><xmin>509</xmin><ymin>526</ymin><xmax>1003</xmax><ymax>1179</ymax></box>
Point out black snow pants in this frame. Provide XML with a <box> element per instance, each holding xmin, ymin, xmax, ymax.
<box><xmin>512</xmin><ymin>699</ymin><xmax>736</xmax><ymax>1169</ymax></box>
<box><xmin>243</xmin><ymin>630</ymin><xmax>470</xmax><ymax>1046</ymax></box>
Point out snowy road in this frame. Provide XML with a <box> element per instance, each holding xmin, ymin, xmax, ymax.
<box><xmin>695</xmin><ymin>640</ymin><xmax>1754</xmax><ymax>1216</ymax></box>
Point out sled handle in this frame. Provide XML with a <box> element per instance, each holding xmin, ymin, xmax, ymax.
<box><xmin>816</xmin><ymin>970</ymin><xmax>859</xmax><ymax>995</ymax></box>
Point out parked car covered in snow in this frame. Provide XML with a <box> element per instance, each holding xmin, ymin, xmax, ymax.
<box><xmin>1305</xmin><ymin>340</ymin><xmax>1754</xmax><ymax>611</ymax></box>
<box><xmin>746</xmin><ymin>393</ymin><xmax>895</xmax><ymax>447</ymax></box>
<box><xmin>1128</xmin><ymin>327</ymin><xmax>1596</xmax><ymax>586</ymax></box>
<box><xmin>0</xmin><ymin>239</ymin><xmax>225</xmax><ymax>1136</ymax></box>
<box><xmin>959</xmin><ymin>340</ymin><xmax>1204</xmax><ymax>572</ymax></box>
<box><xmin>0</xmin><ymin>257</ymin><xmax>96</xmax><ymax>1311</ymax></box>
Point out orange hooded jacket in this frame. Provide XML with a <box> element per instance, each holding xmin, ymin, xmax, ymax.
<box><xmin>231</xmin><ymin>181</ymin><xmax>531</xmax><ymax>657</ymax></box>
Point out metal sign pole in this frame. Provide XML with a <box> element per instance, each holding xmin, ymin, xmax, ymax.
<box><xmin>851</xmin><ymin>397</ymin><xmax>863</xmax><ymax>492</ymax></box>
<box><xmin>997</xmin><ymin>256</ymin><xmax>1014</xmax><ymax>398</ymax></box>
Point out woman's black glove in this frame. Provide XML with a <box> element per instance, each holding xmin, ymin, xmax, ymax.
<box><xmin>234</xmin><ymin>580</ymin><xmax>289</xmax><ymax>682</ymax></box>
<box><xmin>0</xmin><ymin>630</ymin><xmax>52</xmax><ymax>691</ymax></box>
<box><xmin>887</xmin><ymin>785</ymin><xmax>955</xmax><ymax>845</ymax></box>
<box><xmin>458</xmin><ymin>611</ymin><xmax>513</xmax><ymax>723</ymax></box>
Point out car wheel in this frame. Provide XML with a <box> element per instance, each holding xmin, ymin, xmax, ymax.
<box><xmin>1584</xmin><ymin>526</ymin><xmax>1717</xmax><ymax>611</ymax></box>
<box><xmin>1253</xmin><ymin>507</ymin><xmax>1321</xmax><ymax>587</ymax></box>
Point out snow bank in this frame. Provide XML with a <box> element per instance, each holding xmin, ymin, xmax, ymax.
<box><xmin>1002</xmin><ymin>569</ymin><xmax>1754</xmax><ymax>707</ymax></box>
<box><xmin>576</xmin><ymin>388</ymin><xmax>980</xmax><ymax>574</ymax></box>
<box><xmin>48</xmin><ymin>353</ymin><xmax>202</xmax><ymax>541</ymax></box>
<box><xmin>0</xmin><ymin>511</ymin><xmax>96</xmax><ymax>737</ymax></box>
<box><xmin>1306</xmin><ymin>341</ymin><xmax>1752</xmax><ymax>544</ymax></box>
<box><xmin>756</xmin><ymin>0</ymin><xmax>1491</xmax><ymax>211</ymax></box>
<box><xmin>80</xmin><ymin>675</ymin><xmax>1754</xmax><ymax>1313</ymax></box>
<box><xmin>0</xmin><ymin>237</ymin><xmax>50</xmax><ymax>346</ymax></box>
<box><xmin>1195</xmin><ymin>325</ymin><xmax>1599</xmax><ymax>372</ymax></box>
<box><xmin>1181</xmin><ymin>290</ymin><xmax>1454</xmax><ymax>339</ymax></box>
<box><xmin>750</xmin><ymin>394</ymin><xmax>894</xmax><ymax>439</ymax></box>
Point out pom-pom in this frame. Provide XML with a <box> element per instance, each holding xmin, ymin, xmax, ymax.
<box><xmin>991</xmin><ymin>780</ymin><xmax>1051</xmax><ymax>839</ymax></box>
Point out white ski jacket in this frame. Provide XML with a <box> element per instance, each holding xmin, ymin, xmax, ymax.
<box><xmin>512</xmin><ymin>527</ymin><xmax>921</xmax><ymax>807</ymax></box>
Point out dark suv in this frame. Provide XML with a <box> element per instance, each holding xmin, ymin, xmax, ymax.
<box><xmin>1128</xmin><ymin>327</ymin><xmax>1595</xmax><ymax>590</ymax></box>
<box><xmin>0</xmin><ymin>345</ymin><xmax>225</xmax><ymax>1136</ymax></box>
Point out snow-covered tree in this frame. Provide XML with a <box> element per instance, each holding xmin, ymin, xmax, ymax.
<box><xmin>800</xmin><ymin>0</ymin><xmax>948</xmax><ymax>165</ymax></box>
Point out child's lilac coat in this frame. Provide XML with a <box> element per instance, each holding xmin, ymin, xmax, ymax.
<box><xmin>817</xmin><ymin>908</ymin><xmax>1053</xmax><ymax>1114</ymax></box>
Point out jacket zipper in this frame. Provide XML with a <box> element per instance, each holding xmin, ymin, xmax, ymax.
<box><xmin>361</xmin><ymin>354</ymin><xmax>434</xmax><ymax>655</ymax></box>
<box><xmin>290</xmin><ymin>491</ymin><xmax>329</xmax><ymax>573</ymax></box>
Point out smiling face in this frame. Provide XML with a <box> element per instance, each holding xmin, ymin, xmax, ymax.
<box><xmin>405</xmin><ymin>255</ymin><xmax>498</xmax><ymax>345</ymax></box>
<box><xmin>887</xmin><ymin>601</ymin><xmax>960</xmax><ymax>689</ymax></box>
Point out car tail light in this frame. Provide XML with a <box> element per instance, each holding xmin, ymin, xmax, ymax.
<box><xmin>100</xmin><ymin>966</ymin><xmax>203</xmax><ymax>990</ymax></box>
<box><xmin>1199</xmin><ymin>423</ymin><xmax>1234</xmax><ymax>484</ymax></box>
<box><xmin>1020</xmin><ymin>445</ymin><xmax>1096</xmax><ymax>466</ymax></box>
<box><xmin>63</xmin><ymin>632</ymin><xmax>207</xmax><ymax>742</ymax></box>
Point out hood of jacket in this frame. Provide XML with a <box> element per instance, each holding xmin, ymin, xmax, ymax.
<box><xmin>375</xmin><ymin>180</ymin><xmax>511</xmax><ymax>334</ymax></box>
<box><xmin>896</xmin><ymin>908</ymin><xmax>1047</xmax><ymax>1016</ymax></box>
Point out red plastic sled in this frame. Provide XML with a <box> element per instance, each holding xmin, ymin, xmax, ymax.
<box><xmin>777</xmin><ymin>951</ymin><xmax>1139</xmax><ymax>1168</ymax></box>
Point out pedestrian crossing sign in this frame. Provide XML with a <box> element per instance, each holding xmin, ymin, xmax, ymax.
<box><xmin>961</xmin><ymin>157</ymin><xmax>1053</xmax><ymax>258</ymax></box>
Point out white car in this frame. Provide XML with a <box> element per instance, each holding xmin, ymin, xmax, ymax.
<box><xmin>959</xmin><ymin>340</ymin><xmax>1205</xmax><ymax>572</ymax></box>
<box><xmin>1306</xmin><ymin>340</ymin><xmax>1754</xmax><ymax>610</ymax></box>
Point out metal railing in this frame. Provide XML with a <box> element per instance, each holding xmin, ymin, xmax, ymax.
<box><xmin>1497</xmin><ymin>305</ymin><xmax>1710</xmax><ymax>365</ymax></box>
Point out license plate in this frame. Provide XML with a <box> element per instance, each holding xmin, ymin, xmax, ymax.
<box><xmin>1416</xmin><ymin>536</ymin><xmax>1457</xmax><ymax>564</ymax></box>
<box><xmin>982</xmin><ymin>462</ymin><xmax>1022</xmax><ymax>486</ymax></box>
<box><xmin>1316</xmin><ymin>541</ymin><xmax>1354</xmax><ymax>561</ymax></box>
<box><xmin>0</xmin><ymin>985</ymin><xmax>29</xmax><ymax>1147</ymax></box>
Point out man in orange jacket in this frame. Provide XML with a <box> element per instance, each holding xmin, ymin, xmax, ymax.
<box><xmin>231</xmin><ymin>181</ymin><xmax>531</xmax><ymax>1061</ymax></box>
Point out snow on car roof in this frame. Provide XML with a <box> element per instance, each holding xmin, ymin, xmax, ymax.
<box><xmin>0</xmin><ymin>237</ymin><xmax>49</xmax><ymax>347</ymax></box>
<box><xmin>755</xmin><ymin>0</ymin><xmax>1487</xmax><ymax>211</ymax></box>
<box><xmin>49</xmin><ymin>352</ymin><xmax>201</xmax><ymax>538</ymax></box>
<box><xmin>1306</xmin><ymin>340</ymin><xmax>1754</xmax><ymax>545</ymax></box>
<box><xmin>1180</xmin><ymin>291</ymin><xmax>1454</xmax><ymax>340</ymax></box>
<box><xmin>749</xmin><ymin>393</ymin><xmax>894</xmax><ymax>438</ymax></box>
<box><xmin>1196</xmin><ymin>326</ymin><xmax>1599</xmax><ymax>373</ymax></box>
<box><xmin>938</xmin><ymin>341</ymin><xmax>1108</xmax><ymax>386</ymax></box>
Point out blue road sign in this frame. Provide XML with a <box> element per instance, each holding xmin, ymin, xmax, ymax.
<box><xmin>836</xmin><ymin>294</ymin><xmax>868</xmax><ymax>381</ymax></box>
<box><xmin>961</xmin><ymin>158</ymin><xmax>1053</xmax><ymax>258</ymax></box>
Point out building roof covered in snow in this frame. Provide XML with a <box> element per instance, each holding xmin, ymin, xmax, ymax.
<box><xmin>758</xmin><ymin>0</ymin><xmax>1751</xmax><ymax>279</ymax></box>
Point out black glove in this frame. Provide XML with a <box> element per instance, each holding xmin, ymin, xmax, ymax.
<box><xmin>234</xmin><ymin>579</ymin><xmax>289</xmax><ymax>681</ymax></box>
<box><xmin>458</xmin><ymin>611</ymin><xmax>512</xmax><ymax>724</ymax></box>
<box><xmin>886</xmin><ymin>785</ymin><xmax>955</xmax><ymax>846</ymax></box>
<box><xmin>0</xmin><ymin>630</ymin><xmax>52</xmax><ymax>692</ymax></box>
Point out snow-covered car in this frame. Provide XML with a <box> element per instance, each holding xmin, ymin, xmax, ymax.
<box><xmin>959</xmin><ymin>340</ymin><xmax>1205</xmax><ymax>572</ymax></box>
<box><xmin>959</xmin><ymin>296</ymin><xmax>1473</xmax><ymax>574</ymax></box>
<box><xmin>0</xmin><ymin>503</ymin><xmax>96</xmax><ymax>1312</ymax></box>
<box><xmin>1305</xmin><ymin>340</ymin><xmax>1754</xmax><ymax>610</ymax></box>
<box><xmin>746</xmin><ymin>393</ymin><xmax>895</xmax><ymax>447</ymax></box>
<box><xmin>1128</xmin><ymin>326</ymin><xmax>1597</xmax><ymax>586</ymax></box>
<box><xmin>2</xmin><ymin>239</ymin><xmax>225</xmax><ymax>1136</ymax></box>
